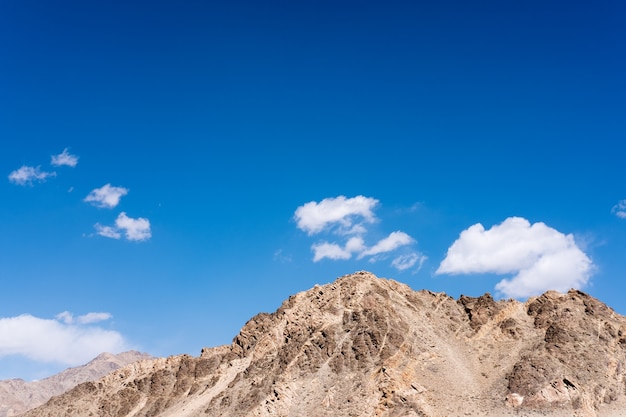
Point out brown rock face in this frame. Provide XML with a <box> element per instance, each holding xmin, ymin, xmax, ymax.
<box><xmin>20</xmin><ymin>272</ymin><xmax>626</xmax><ymax>417</ymax></box>
<box><xmin>506</xmin><ymin>290</ymin><xmax>626</xmax><ymax>413</ymax></box>
<box><xmin>0</xmin><ymin>351</ymin><xmax>151</xmax><ymax>417</ymax></box>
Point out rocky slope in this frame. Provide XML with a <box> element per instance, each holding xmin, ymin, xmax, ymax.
<box><xmin>21</xmin><ymin>271</ymin><xmax>626</xmax><ymax>417</ymax></box>
<box><xmin>0</xmin><ymin>351</ymin><xmax>151</xmax><ymax>417</ymax></box>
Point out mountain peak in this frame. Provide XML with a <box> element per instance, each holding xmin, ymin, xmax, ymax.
<box><xmin>18</xmin><ymin>272</ymin><xmax>626</xmax><ymax>417</ymax></box>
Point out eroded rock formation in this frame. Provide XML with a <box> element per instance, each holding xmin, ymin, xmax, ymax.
<box><xmin>20</xmin><ymin>272</ymin><xmax>626</xmax><ymax>417</ymax></box>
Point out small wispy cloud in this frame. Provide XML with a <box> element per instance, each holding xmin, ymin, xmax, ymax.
<box><xmin>436</xmin><ymin>217</ymin><xmax>593</xmax><ymax>298</ymax></box>
<box><xmin>51</xmin><ymin>148</ymin><xmax>79</xmax><ymax>167</ymax></box>
<box><xmin>391</xmin><ymin>253</ymin><xmax>427</xmax><ymax>272</ymax></box>
<box><xmin>94</xmin><ymin>224</ymin><xmax>122</xmax><ymax>239</ymax></box>
<box><xmin>273</xmin><ymin>249</ymin><xmax>292</xmax><ymax>263</ymax></box>
<box><xmin>8</xmin><ymin>166</ymin><xmax>56</xmax><ymax>186</ymax></box>
<box><xmin>94</xmin><ymin>212</ymin><xmax>151</xmax><ymax>242</ymax></box>
<box><xmin>84</xmin><ymin>184</ymin><xmax>129</xmax><ymax>208</ymax></box>
<box><xmin>0</xmin><ymin>312</ymin><xmax>127</xmax><ymax>366</ymax></box>
<box><xmin>612</xmin><ymin>200</ymin><xmax>626</xmax><ymax>219</ymax></box>
<box><xmin>56</xmin><ymin>312</ymin><xmax>112</xmax><ymax>325</ymax></box>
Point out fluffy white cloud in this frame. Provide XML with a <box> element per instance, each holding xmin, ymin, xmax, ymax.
<box><xmin>391</xmin><ymin>253</ymin><xmax>427</xmax><ymax>271</ymax></box>
<box><xmin>8</xmin><ymin>166</ymin><xmax>56</xmax><ymax>185</ymax></box>
<box><xmin>358</xmin><ymin>231</ymin><xmax>414</xmax><ymax>258</ymax></box>
<box><xmin>312</xmin><ymin>242</ymin><xmax>352</xmax><ymax>261</ymax></box>
<box><xmin>0</xmin><ymin>313</ymin><xmax>127</xmax><ymax>365</ymax></box>
<box><xmin>312</xmin><ymin>236</ymin><xmax>365</xmax><ymax>261</ymax></box>
<box><xmin>612</xmin><ymin>200</ymin><xmax>626</xmax><ymax>219</ymax></box>
<box><xmin>294</xmin><ymin>195</ymin><xmax>379</xmax><ymax>235</ymax></box>
<box><xmin>94</xmin><ymin>213</ymin><xmax>151</xmax><ymax>242</ymax></box>
<box><xmin>436</xmin><ymin>217</ymin><xmax>592</xmax><ymax>298</ymax></box>
<box><xmin>116</xmin><ymin>212</ymin><xmax>151</xmax><ymax>241</ymax></box>
<box><xmin>84</xmin><ymin>184</ymin><xmax>129</xmax><ymax>208</ymax></box>
<box><xmin>50</xmin><ymin>148</ymin><xmax>79</xmax><ymax>167</ymax></box>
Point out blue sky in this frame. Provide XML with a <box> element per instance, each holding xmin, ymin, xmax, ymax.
<box><xmin>1</xmin><ymin>0</ymin><xmax>625</xmax><ymax>380</ymax></box>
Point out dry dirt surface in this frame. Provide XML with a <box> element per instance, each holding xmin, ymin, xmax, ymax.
<box><xmin>0</xmin><ymin>351</ymin><xmax>151</xmax><ymax>417</ymax></box>
<box><xmin>20</xmin><ymin>271</ymin><xmax>626</xmax><ymax>417</ymax></box>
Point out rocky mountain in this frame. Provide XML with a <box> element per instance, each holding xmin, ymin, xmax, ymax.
<box><xmin>0</xmin><ymin>351</ymin><xmax>151</xmax><ymax>417</ymax></box>
<box><xmin>20</xmin><ymin>271</ymin><xmax>626</xmax><ymax>417</ymax></box>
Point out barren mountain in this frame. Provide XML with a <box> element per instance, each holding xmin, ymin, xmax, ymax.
<box><xmin>0</xmin><ymin>351</ymin><xmax>151</xmax><ymax>417</ymax></box>
<box><xmin>21</xmin><ymin>271</ymin><xmax>626</xmax><ymax>416</ymax></box>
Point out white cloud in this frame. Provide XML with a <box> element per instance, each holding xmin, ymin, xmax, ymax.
<box><xmin>76</xmin><ymin>312</ymin><xmax>112</xmax><ymax>324</ymax></box>
<box><xmin>84</xmin><ymin>184</ymin><xmax>129</xmax><ymax>208</ymax></box>
<box><xmin>94</xmin><ymin>224</ymin><xmax>122</xmax><ymax>239</ymax></box>
<box><xmin>55</xmin><ymin>311</ymin><xmax>73</xmax><ymax>324</ymax></box>
<box><xmin>312</xmin><ymin>236</ymin><xmax>365</xmax><ymax>261</ymax></box>
<box><xmin>116</xmin><ymin>212</ymin><xmax>151</xmax><ymax>241</ymax></box>
<box><xmin>51</xmin><ymin>148</ymin><xmax>79</xmax><ymax>167</ymax></box>
<box><xmin>358</xmin><ymin>231</ymin><xmax>414</xmax><ymax>258</ymax></box>
<box><xmin>312</xmin><ymin>242</ymin><xmax>352</xmax><ymax>261</ymax></box>
<box><xmin>294</xmin><ymin>195</ymin><xmax>379</xmax><ymax>235</ymax></box>
<box><xmin>57</xmin><ymin>311</ymin><xmax>112</xmax><ymax>325</ymax></box>
<box><xmin>612</xmin><ymin>200</ymin><xmax>626</xmax><ymax>219</ymax></box>
<box><xmin>494</xmin><ymin>247</ymin><xmax>592</xmax><ymax>299</ymax></box>
<box><xmin>296</xmin><ymin>196</ymin><xmax>421</xmax><ymax>269</ymax></box>
<box><xmin>313</xmin><ymin>232</ymin><xmax>415</xmax><ymax>263</ymax></box>
<box><xmin>391</xmin><ymin>253</ymin><xmax>427</xmax><ymax>272</ymax></box>
<box><xmin>436</xmin><ymin>217</ymin><xmax>592</xmax><ymax>298</ymax></box>
<box><xmin>0</xmin><ymin>313</ymin><xmax>127</xmax><ymax>366</ymax></box>
<box><xmin>8</xmin><ymin>166</ymin><xmax>56</xmax><ymax>186</ymax></box>
<box><xmin>93</xmin><ymin>213</ymin><xmax>151</xmax><ymax>242</ymax></box>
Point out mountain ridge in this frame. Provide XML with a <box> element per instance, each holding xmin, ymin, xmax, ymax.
<box><xmin>19</xmin><ymin>271</ymin><xmax>626</xmax><ymax>416</ymax></box>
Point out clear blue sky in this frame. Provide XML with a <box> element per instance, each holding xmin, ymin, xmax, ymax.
<box><xmin>1</xmin><ymin>0</ymin><xmax>625</xmax><ymax>380</ymax></box>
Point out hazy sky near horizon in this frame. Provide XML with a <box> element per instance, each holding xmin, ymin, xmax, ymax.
<box><xmin>1</xmin><ymin>0</ymin><xmax>625</xmax><ymax>380</ymax></box>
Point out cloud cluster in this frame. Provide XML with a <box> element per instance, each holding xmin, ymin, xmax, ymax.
<box><xmin>612</xmin><ymin>200</ymin><xmax>626</xmax><ymax>219</ymax></box>
<box><xmin>95</xmin><ymin>212</ymin><xmax>151</xmax><ymax>242</ymax></box>
<box><xmin>9</xmin><ymin>149</ymin><xmax>152</xmax><ymax>242</ymax></box>
<box><xmin>295</xmin><ymin>196</ymin><xmax>426</xmax><ymax>271</ymax></box>
<box><xmin>81</xmin><ymin>180</ymin><xmax>151</xmax><ymax>242</ymax></box>
<box><xmin>0</xmin><ymin>312</ymin><xmax>128</xmax><ymax>366</ymax></box>
<box><xmin>8</xmin><ymin>149</ymin><xmax>79</xmax><ymax>186</ymax></box>
<box><xmin>84</xmin><ymin>184</ymin><xmax>129</xmax><ymax>208</ymax></box>
<box><xmin>436</xmin><ymin>217</ymin><xmax>592</xmax><ymax>298</ymax></box>
<box><xmin>84</xmin><ymin>185</ymin><xmax>152</xmax><ymax>242</ymax></box>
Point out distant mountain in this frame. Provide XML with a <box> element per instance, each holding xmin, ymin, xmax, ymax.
<box><xmin>19</xmin><ymin>272</ymin><xmax>626</xmax><ymax>416</ymax></box>
<box><xmin>0</xmin><ymin>351</ymin><xmax>151</xmax><ymax>417</ymax></box>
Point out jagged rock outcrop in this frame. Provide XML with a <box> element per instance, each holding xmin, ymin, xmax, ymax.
<box><xmin>0</xmin><ymin>351</ymin><xmax>151</xmax><ymax>417</ymax></box>
<box><xmin>20</xmin><ymin>272</ymin><xmax>626</xmax><ymax>417</ymax></box>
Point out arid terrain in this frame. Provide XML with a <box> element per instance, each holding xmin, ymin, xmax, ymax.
<box><xmin>16</xmin><ymin>271</ymin><xmax>626</xmax><ymax>416</ymax></box>
<box><xmin>0</xmin><ymin>351</ymin><xmax>150</xmax><ymax>417</ymax></box>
